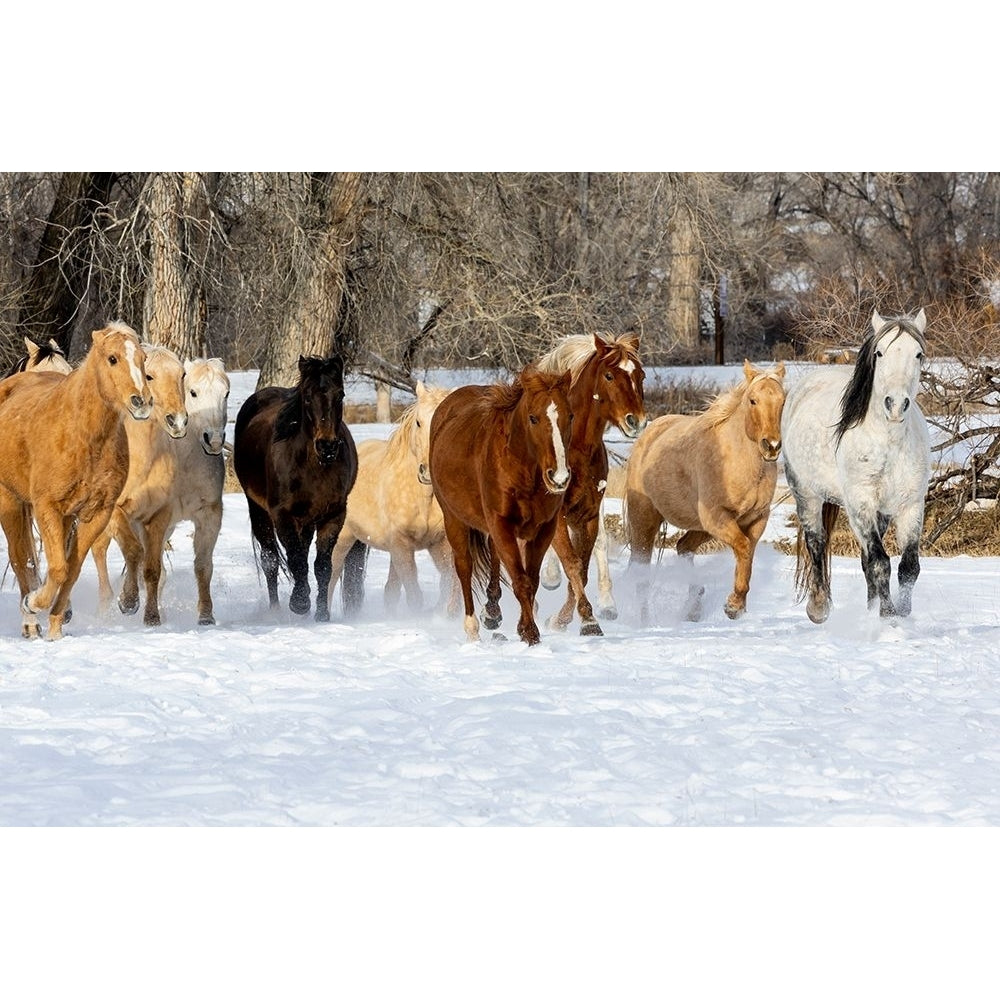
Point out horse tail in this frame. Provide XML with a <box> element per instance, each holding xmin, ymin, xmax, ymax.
<box><xmin>793</xmin><ymin>501</ymin><xmax>839</xmax><ymax>602</ymax></box>
<box><xmin>340</xmin><ymin>539</ymin><xmax>368</xmax><ymax>617</ymax></box>
<box><xmin>468</xmin><ymin>529</ymin><xmax>496</xmax><ymax>597</ymax></box>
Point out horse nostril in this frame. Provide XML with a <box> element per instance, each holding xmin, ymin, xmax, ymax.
<box><xmin>902</xmin><ymin>397</ymin><xmax>910</xmax><ymax>412</ymax></box>
<box><xmin>130</xmin><ymin>395</ymin><xmax>143</xmax><ymax>410</ymax></box>
<box><xmin>884</xmin><ymin>396</ymin><xmax>893</xmax><ymax>411</ymax></box>
<box><xmin>626</xmin><ymin>413</ymin><xmax>637</xmax><ymax>429</ymax></box>
<box><xmin>166</xmin><ymin>414</ymin><xmax>175</xmax><ymax>427</ymax></box>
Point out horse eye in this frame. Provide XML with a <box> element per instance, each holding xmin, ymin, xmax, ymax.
<box><xmin>529</xmin><ymin>415</ymin><xmax>538</xmax><ymax>425</ymax></box>
<box><xmin>604</xmin><ymin>371</ymin><xmax>613</xmax><ymax>381</ymax></box>
<box><xmin>190</xmin><ymin>389</ymin><xmax>198</xmax><ymax>398</ymax></box>
<box><xmin>146</xmin><ymin>374</ymin><xmax>154</xmax><ymax>381</ymax></box>
<box><xmin>109</xmin><ymin>355</ymin><xmax>118</xmax><ymax>365</ymax></box>
<box><xmin>750</xmin><ymin>398</ymin><xmax>757</xmax><ymax>405</ymax></box>
<box><xmin>916</xmin><ymin>352</ymin><xmax>924</xmax><ymax>360</ymax></box>
<box><xmin>416</xmin><ymin>420</ymin><xmax>422</xmax><ymax>428</ymax></box>
<box><xmin>876</xmin><ymin>350</ymin><xmax>883</xmax><ymax>358</ymax></box>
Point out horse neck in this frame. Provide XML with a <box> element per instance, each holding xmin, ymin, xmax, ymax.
<box><xmin>63</xmin><ymin>364</ymin><xmax>124</xmax><ymax>440</ymax></box>
<box><xmin>567</xmin><ymin>371</ymin><xmax>608</xmax><ymax>452</ymax></box>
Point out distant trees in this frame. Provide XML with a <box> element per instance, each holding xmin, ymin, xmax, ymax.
<box><xmin>1</xmin><ymin>171</ymin><xmax>998</xmax><ymax>381</ymax></box>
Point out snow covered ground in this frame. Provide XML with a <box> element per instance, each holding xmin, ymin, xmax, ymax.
<box><xmin>4</xmin><ymin>366</ymin><xmax>998</xmax><ymax>995</ymax></box>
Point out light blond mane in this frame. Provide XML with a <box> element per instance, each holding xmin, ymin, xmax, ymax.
<box><xmin>701</xmin><ymin>370</ymin><xmax>783</xmax><ymax>429</ymax></box>
<box><xmin>535</xmin><ymin>332</ymin><xmax>641</xmax><ymax>386</ymax></box>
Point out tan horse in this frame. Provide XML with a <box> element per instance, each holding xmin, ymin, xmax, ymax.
<box><xmin>0</xmin><ymin>322</ymin><xmax>153</xmax><ymax>639</ymax></box>
<box><xmin>328</xmin><ymin>381</ymin><xmax>458</xmax><ymax>614</ymax></box>
<box><xmin>625</xmin><ymin>360</ymin><xmax>786</xmax><ymax>622</ymax></box>
<box><xmin>92</xmin><ymin>353</ymin><xmax>230</xmax><ymax>627</ymax></box>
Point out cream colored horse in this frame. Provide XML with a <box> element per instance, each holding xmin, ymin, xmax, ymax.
<box><xmin>625</xmin><ymin>360</ymin><xmax>786</xmax><ymax>622</ymax></box>
<box><xmin>328</xmin><ymin>381</ymin><xmax>458</xmax><ymax>614</ymax></box>
<box><xmin>92</xmin><ymin>354</ymin><xmax>230</xmax><ymax>626</ymax></box>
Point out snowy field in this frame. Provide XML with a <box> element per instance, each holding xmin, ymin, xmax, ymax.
<box><xmin>3</xmin><ymin>366</ymin><xmax>999</xmax><ymax>996</ymax></box>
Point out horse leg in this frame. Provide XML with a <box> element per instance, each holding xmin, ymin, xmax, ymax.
<box><xmin>794</xmin><ymin>494</ymin><xmax>833</xmax><ymax>624</ymax></box>
<box><xmin>676</xmin><ymin>529</ymin><xmax>712</xmax><ymax>621</ymax></box>
<box><xmin>111</xmin><ymin>513</ymin><xmax>145</xmax><ymax>616</ymax></box>
<box><xmin>312</xmin><ymin>514</ymin><xmax>345</xmax><ymax>622</ymax></box>
<box><xmin>713</xmin><ymin>516</ymin><xmax>767</xmax><ymax>620</ymax></box>
<box><xmin>140</xmin><ymin>510</ymin><xmax>173</xmax><ymax>627</ymax></box>
<box><xmin>852</xmin><ymin>509</ymin><xmax>895</xmax><ymax>617</ymax></box>
<box><xmin>624</xmin><ymin>487</ymin><xmax>662</xmax><ymax>626</ymax></box>
<box><xmin>45</xmin><ymin>512</ymin><xmax>113</xmax><ymax>640</ymax></box>
<box><xmin>247</xmin><ymin>497</ymin><xmax>281</xmax><ymax>608</ymax></box>
<box><xmin>22</xmin><ymin>501</ymin><xmax>70</xmax><ymax>624</ymax></box>
<box><xmin>442</xmin><ymin>518</ymin><xmax>479</xmax><ymax>642</ymax></box>
<box><xmin>427</xmin><ymin>539</ymin><xmax>459</xmax><ymax>616</ymax></box>
<box><xmin>0</xmin><ymin>493</ymin><xmax>41</xmax><ymax>638</ymax></box>
<box><xmin>91</xmin><ymin>524</ymin><xmax>116</xmax><ymax>615</ymax></box>
<box><xmin>327</xmin><ymin>526</ymin><xmax>358</xmax><ymax>614</ymax></box>
<box><xmin>483</xmin><ymin>540</ymin><xmax>503</xmax><ymax>630</ymax></box>
<box><xmin>507</xmin><ymin>526</ymin><xmax>557</xmax><ymax>645</ymax></box>
<box><xmin>383</xmin><ymin>559</ymin><xmax>403</xmax><ymax>613</ymax></box>
<box><xmin>548</xmin><ymin>517</ymin><xmax>602</xmax><ymax>636</ymax></box>
<box><xmin>593</xmin><ymin>509</ymin><xmax>618</xmax><ymax>620</ymax></box>
<box><xmin>893</xmin><ymin>506</ymin><xmax>923</xmax><ymax>617</ymax></box>
<box><xmin>392</xmin><ymin>548</ymin><xmax>423</xmax><ymax>612</ymax></box>
<box><xmin>192</xmin><ymin>502</ymin><xmax>222</xmax><ymax>625</ymax></box>
<box><xmin>539</xmin><ymin>548</ymin><xmax>562</xmax><ymax>590</ymax></box>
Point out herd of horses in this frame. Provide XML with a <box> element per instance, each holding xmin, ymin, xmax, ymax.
<box><xmin>0</xmin><ymin>309</ymin><xmax>932</xmax><ymax>644</ymax></box>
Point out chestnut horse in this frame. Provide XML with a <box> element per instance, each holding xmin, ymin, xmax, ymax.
<box><xmin>533</xmin><ymin>332</ymin><xmax>646</xmax><ymax>634</ymax></box>
<box><xmin>625</xmin><ymin>360</ymin><xmax>786</xmax><ymax>622</ymax></box>
<box><xmin>92</xmin><ymin>354</ymin><xmax>230</xmax><ymax>627</ymax></box>
<box><xmin>234</xmin><ymin>355</ymin><xmax>359</xmax><ymax>621</ymax></box>
<box><xmin>0</xmin><ymin>322</ymin><xmax>153</xmax><ymax>639</ymax></box>
<box><xmin>328</xmin><ymin>380</ymin><xmax>458</xmax><ymax>615</ymax></box>
<box><xmin>429</xmin><ymin>366</ymin><xmax>573</xmax><ymax>645</ymax></box>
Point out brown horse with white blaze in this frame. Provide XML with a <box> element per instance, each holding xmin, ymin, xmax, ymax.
<box><xmin>429</xmin><ymin>365</ymin><xmax>573</xmax><ymax>646</ymax></box>
<box><xmin>0</xmin><ymin>322</ymin><xmax>154</xmax><ymax>639</ymax></box>
<box><xmin>625</xmin><ymin>360</ymin><xmax>786</xmax><ymax>622</ymax></box>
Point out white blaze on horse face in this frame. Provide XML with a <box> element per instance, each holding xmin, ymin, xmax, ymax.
<box><xmin>124</xmin><ymin>339</ymin><xmax>145</xmax><ymax>395</ymax></box>
<box><xmin>877</xmin><ymin>329</ymin><xmax>924</xmax><ymax>423</ymax></box>
<box><xmin>620</xmin><ymin>359</ymin><xmax>636</xmax><ymax>375</ymax></box>
<box><xmin>546</xmin><ymin>400</ymin><xmax>570</xmax><ymax>488</ymax></box>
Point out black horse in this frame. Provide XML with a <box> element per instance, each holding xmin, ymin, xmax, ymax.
<box><xmin>233</xmin><ymin>355</ymin><xmax>363</xmax><ymax>621</ymax></box>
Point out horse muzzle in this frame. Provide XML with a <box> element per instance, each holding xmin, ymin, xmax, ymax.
<box><xmin>315</xmin><ymin>438</ymin><xmax>342</xmax><ymax>465</ymax></box>
<box><xmin>164</xmin><ymin>411</ymin><xmax>188</xmax><ymax>439</ymax></box>
<box><xmin>129</xmin><ymin>395</ymin><xmax>153</xmax><ymax>421</ymax></box>
<box><xmin>620</xmin><ymin>413</ymin><xmax>648</xmax><ymax>439</ymax></box>
<box><xmin>884</xmin><ymin>395</ymin><xmax>912</xmax><ymax>422</ymax></box>
<box><xmin>759</xmin><ymin>438</ymin><xmax>781</xmax><ymax>462</ymax></box>
<box><xmin>201</xmin><ymin>430</ymin><xmax>225</xmax><ymax>456</ymax></box>
<box><xmin>544</xmin><ymin>468</ymin><xmax>571</xmax><ymax>494</ymax></box>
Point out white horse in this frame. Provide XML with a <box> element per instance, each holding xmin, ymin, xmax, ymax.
<box><xmin>781</xmin><ymin>308</ymin><xmax>930</xmax><ymax>623</ymax></box>
<box><xmin>92</xmin><ymin>356</ymin><xmax>230</xmax><ymax>626</ymax></box>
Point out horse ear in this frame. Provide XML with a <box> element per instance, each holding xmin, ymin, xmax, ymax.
<box><xmin>48</xmin><ymin>339</ymin><xmax>61</xmax><ymax>351</ymax></box>
<box><xmin>23</xmin><ymin>337</ymin><xmax>36</xmax><ymax>355</ymax></box>
<box><xmin>774</xmin><ymin>361</ymin><xmax>787</xmax><ymax>379</ymax></box>
<box><xmin>913</xmin><ymin>308</ymin><xmax>927</xmax><ymax>334</ymax></box>
<box><xmin>743</xmin><ymin>359</ymin><xmax>756</xmax><ymax>380</ymax></box>
<box><xmin>621</xmin><ymin>332</ymin><xmax>640</xmax><ymax>353</ymax></box>
<box><xmin>297</xmin><ymin>356</ymin><xmax>308</xmax><ymax>373</ymax></box>
<box><xmin>871</xmin><ymin>309</ymin><xmax>887</xmax><ymax>334</ymax></box>
<box><xmin>415</xmin><ymin>379</ymin><xmax>426</xmax><ymax>396</ymax></box>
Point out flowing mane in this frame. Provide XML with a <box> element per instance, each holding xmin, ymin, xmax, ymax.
<box><xmin>836</xmin><ymin>316</ymin><xmax>927</xmax><ymax>444</ymax></box>
<box><xmin>535</xmin><ymin>332</ymin><xmax>641</xmax><ymax>385</ymax></box>
<box><xmin>383</xmin><ymin>400</ymin><xmax>422</xmax><ymax>464</ymax></box>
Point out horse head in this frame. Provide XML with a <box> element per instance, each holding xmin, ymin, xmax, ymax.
<box><xmin>742</xmin><ymin>359</ymin><xmax>786</xmax><ymax>462</ymax></box>
<box><xmin>870</xmin><ymin>308</ymin><xmax>926</xmax><ymax>423</ymax></box>
<box><xmin>298</xmin><ymin>354</ymin><xmax>346</xmax><ymax>466</ymax></box>
<box><xmin>90</xmin><ymin>322</ymin><xmax>153</xmax><ymax>420</ymax></box>
<box><xmin>517</xmin><ymin>366</ymin><xmax>573</xmax><ymax>494</ymax></box>
<box><xmin>24</xmin><ymin>337</ymin><xmax>72</xmax><ymax>374</ymax></box>
<box><xmin>184</xmin><ymin>357</ymin><xmax>230</xmax><ymax>455</ymax></box>
<box><xmin>409</xmin><ymin>380</ymin><xmax>452</xmax><ymax>486</ymax></box>
<box><xmin>591</xmin><ymin>332</ymin><xmax>647</xmax><ymax>439</ymax></box>
<box><xmin>141</xmin><ymin>344</ymin><xmax>189</xmax><ymax>440</ymax></box>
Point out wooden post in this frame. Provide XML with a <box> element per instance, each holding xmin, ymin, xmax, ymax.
<box><xmin>713</xmin><ymin>274</ymin><xmax>727</xmax><ymax>365</ymax></box>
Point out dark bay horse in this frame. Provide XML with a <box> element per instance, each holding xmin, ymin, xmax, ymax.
<box><xmin>429</xmin><ymin>365</ymin><xmax>573</xmax><ymax>646</ymax></box>
<box><xmin>534</xmin><ymin>332</ymin><xmax>646</xmax><ymax>634</ymax></box>
<box><xmin>233</xmin><ymin>355</ymin><xmax>360</xmax><ymax>621</ymax></box>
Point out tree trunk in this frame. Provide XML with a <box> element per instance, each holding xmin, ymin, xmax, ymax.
<box><xmin>143</xmin><ymin>172</ymin><xmax>208</xmax><ymax>359</ymax></box>
<box><xmin>666</xmin><ymin>197</ymin><xmax>702</xmax><ymax>357</ymax></box>
<box><xmin>257</xmin><ymin>172</ymin><xmax>365</xmax><ymax>389</ymax></box>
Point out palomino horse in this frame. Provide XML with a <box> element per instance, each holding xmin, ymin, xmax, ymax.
<box><xmin>328</xmin><ymin>380</ymin><xmax>458</xmax><ymax>615</ymax></box>
<box><xmin>234</xmin><ymin>355</ymin><xmax>359</xmax><ymax>620</ymax></box>
<box><xmin>0</xmin><ymin>321</ymin><xmax>153</xmax><ymax>639</ymax></box>
<box><xmin>625</xmin><ymin>360</ymin><xmax>786</xmax><ymax>621</ymax></box>
<box><xmin>429</xmin><ymin>365</ymin><xmax>573</xmax><ymax>645</ymax></box>
<box><xmin>3</xmin><ymin>337</ymin><xmax>73</xmax><ymax>377</ymax></box>
<box><xmin>782</xmin><ymin>308</ymin><xmax>930</xmax><ymax>622</ymax></box>
<box><xmin>92</xmin><ymin>354</ymin><xmax>230</xmax><ymax>627</ymax></box>
<box><xmin>533</xmin><ymin>332</ymin><xmax>646</xmax><ymax>634</ymax></box>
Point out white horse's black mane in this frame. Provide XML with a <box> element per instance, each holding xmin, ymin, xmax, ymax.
<box><xmin>835</xmin><ymin>316</ymin><xmax>926</xmax><ymax>444</ymax></box>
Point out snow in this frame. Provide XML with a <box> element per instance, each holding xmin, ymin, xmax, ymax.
<box><xmin>4</xmin><ymin>366</ymin><xmax>997</xmax><ymax>995</ymax></box>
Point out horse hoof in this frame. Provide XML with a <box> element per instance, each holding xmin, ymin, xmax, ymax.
<box><xmin>144</xmin><ymin>612</ymin><xmax>162</xmax><ymax>627</ymax></box>
<box><xmin>540</xmin><ymin>578</ymin><xmax>561</xmax><ymax>591</ymax></box>
<box><xmin>491</xmin><ymin>633</ymin><xmax>508</xmax><ymax>643</ymax></box>
<box><xmin>724</xmin><ymin>603</ymin><xmax>745</xmax><ymax>620</ymax></box>
<box><xmin>199</xmin><ymin>614</ymin><xmax>216</xmax><ymax>626</ymax></box>
<box><xmin>314</xmin><ymin>607</ymin><xmax>330</xmax><ymax>623</ymax></box>
<box><xmin>806</xmin><ymin>597</ymin><xmax>830</xmax><ymax>624</ymax></box>
<box><xmin>580</xmin><ymin>621</ymin><xmax>604</xmax><ymax>637</ymax></box>
<box><xmin>289</xmin><ymin>595</ymin><xmax>310</xmax><ymax>616</ymax></box>
<box><xmin>22</xmin><ymin>624</ymin><xmax>40</xmax><ymax>639</ymax></box>
<box><xmin>482</xmin><ymin>614</ymin><xmax>502</xmax><ymax>630</ymax></box>
<box><xmin>598</xmin><ymin>607</ymin><xmax>618</xmax><ymax>621</ymax></box>
<box><xmin>119</xmin><ymin>596</ymin><xmax>139</xmax><ymax>616</ymax></box>
<box><xmin>546</xmin><ymin>615</ymin><xmax>569</xmax><ymax>632</ymax></box>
